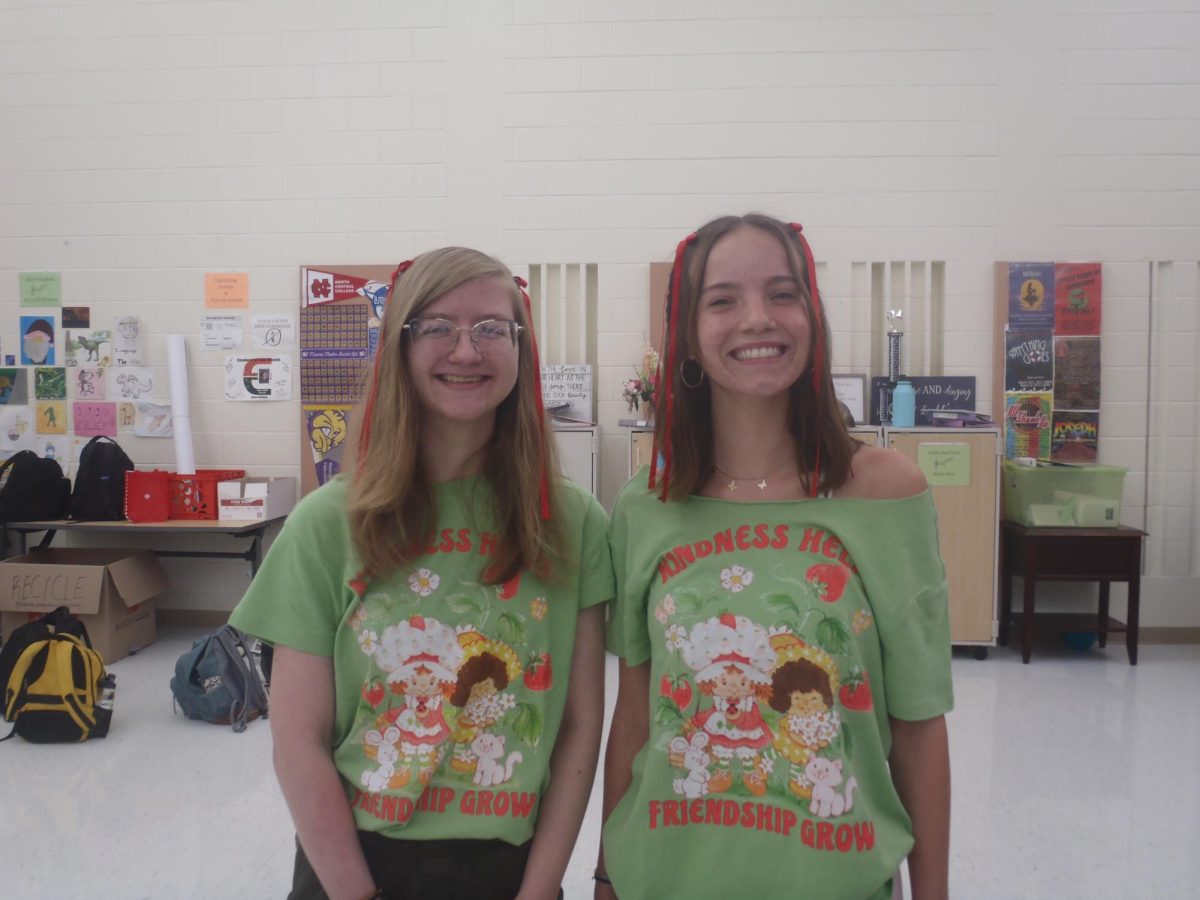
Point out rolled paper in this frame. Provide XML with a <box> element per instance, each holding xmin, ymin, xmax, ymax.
<box><xmin>167</xmin><ymin>334</ymin><xmax>196</xmax><ymax>475</ymax></box>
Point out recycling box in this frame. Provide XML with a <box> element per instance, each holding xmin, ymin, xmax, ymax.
<box><xmin>0</xmin><ymin>548</ymin><xmax>168</xmax><ymax>663</ymax></box>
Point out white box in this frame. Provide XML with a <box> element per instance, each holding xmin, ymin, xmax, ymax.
<box><xmin>217</xmin><ymin>477</ymin><xmax>297</xmax><ymax>521</ymax></box>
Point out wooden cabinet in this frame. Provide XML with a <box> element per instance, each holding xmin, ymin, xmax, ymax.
<box><xmin>884</xmin><ymin>427</ymin><xmax>1001</xmax><ymax>650</ymax></box>
<box><xmin>629</xmin><ymin>428</ymin><xmax>655</xmax><ymax>476</ymax></box>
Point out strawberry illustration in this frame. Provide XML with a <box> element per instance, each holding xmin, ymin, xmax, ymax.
<box><xmin>497</xmin><ymin>572</ymin><xmax>521</xmax><ymax>601</ymax></box>
<box><xmin>806</xmin><ymin>563</ymin><xmax>850</xmax><ymax>603</ymax></box>
<box><xmin>838</xmin><ymin>671</ymin><xmax>873</xmax><ymax>712</ymax></box>
<box><xmin>361</xmin><ymin>682</ymin><xmax>385</xmax><ymax>709</ymax></box>
<box><xmin>524</xmin><ymin>651</ymin><xmax>552</xmax><ymax>691</ymax></box>
<box><xmin>659</xmin><ymin>673</ymin><xmax>694</xmax><ymax>710</ymax></box>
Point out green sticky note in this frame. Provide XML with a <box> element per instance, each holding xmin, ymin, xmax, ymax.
<box><xmin>20</xmin><ymin>272</ymin><xmax>61</xmax><ymax>307</ymax></box>
<box><xmin>918</xmin><ymin>442</ymin><xmax>970</xmax><ymax>486</ymax></box>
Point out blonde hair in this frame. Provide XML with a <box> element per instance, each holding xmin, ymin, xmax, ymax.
<box><xmin>654</xmin><ymin>214</ymin><xmax>859</xmax><ymax>500</ymax></box>
<box><xmin>347</xmin><ymin>247</ymin><xmax>562</xmax><ymax>584</ymax></box>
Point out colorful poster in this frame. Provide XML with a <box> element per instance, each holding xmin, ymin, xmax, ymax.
<box><xmin>36</xmin><ymin>401</ymin><xmax>66</xmax><ymax>434</ymax></box>
<box><xmin>64</xmin><ymin>329</ymin><xmax>113</xmax><ymax>366</ymax></box>
<box><xmin>1053</xmin><ymin>336</ymin><xmax>1101</xmax><ymax>409</ymax></box>
<box><xmin>1004</xmin><ymin>392</ymin><xmax>1052</xmax><ymax>460</ymax></box>
<box><xmin>305</xmin><ymin>405</ymin><xmax>353</xmax><ymax>486</ymax></box>
<box><xmin>304</xmin><ymin>268</ymin><xmax>390</xmax><ymax>314</ymax></box>
<box><xmin>62</xmin><ymin>306</ymin><xmax>90</xmax><ymax>328</ymax></box>
<box><xmin>72</xmin><ymin>401</ymin><xmax>118</xmax><ymax>437</ymax></box>
<box><xmin>112</xmin><ymin>316</ymin><xmax>144</xmax><ymax>365</ymax></box>
<box><xmin>0</xmin><ymin>407</ymin><xmax>36</xmax><ymax>452</ymax></box>
<box><xmin>19</xmin><ymin>316</ymin><xmax>56</xmax><ymax>365</ymax></box>
<box><xmin>1051</xmin><ymin>410</ymin><xmax>1099</xmax><ymax>462</ymax></box>
<box><xmin>1054</xmin><ymin>263</ymin><xmax>1102</xmax><ymax>336</ymax></box>
<box><xmin>134</xmin><ymin>402</ymin><xmax>173</xmax><ymax>437</ymax></box>
<box><xmin>1007</xmin><ymin>262</ymin><xmax>1055</xmax><ymax>330</ymax></box>
<box><xmin>20</xmin><ymin>272</ymin><xmax>61</xmax><ymax>307</ymax></box>
<box><xmin>34</xmin><ymin>367</ymin><xmax>67</xmax><ymax>400</ymax></box>
<box><xmin>0</xmin><ymin>369</ymin><xmax>28</xmax><ymax>405</ymax></box>
<box><xmin>204</xmin><ymin>272</ymin><xmax>250</xmax><ymax>309</ymax></box>
<box><xmin>1004</xmin><ymin>331</ymin><xmax>1053</xmax><ymax>393</ymax></box>
<box><xmin>112</xmin><ymin>367</ymin><xmax>155</xmax><ymax>400</ymax></box>
<box><xmin>224</xmin><ymin>355</ymin><xmax>293</xmax><ymax>401</ymax></box>
<box><xmin>70</xmin><ymin>366</ymin><xmax>106</xmax><ymax>400</ymax></box>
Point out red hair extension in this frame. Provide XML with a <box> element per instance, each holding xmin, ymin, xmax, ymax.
<box><xmin>514</xmin><ymin>275</ymin><xmax>551</xmax><ymax>520</ymax></box>
<box><xmin>650</xmin><ymin>232</ymin><xmax>697</xmax><ymax>501</ymax></box>
<box><xmin>789</xmin><ymin>223</ymin><xmax>824</xmax><ymax>497</ymax></box>
<box><xmin>357</xmin><ymin>259</ymin><xmax>414</xmax><ymax>468</ymax></box>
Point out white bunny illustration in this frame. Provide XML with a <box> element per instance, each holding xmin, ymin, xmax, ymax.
<box><xmin>361</xmin><ymin>726</ymin><xmax>402</xmax><ymax>793</ymax></box>
<box><xmin>669</xmin><ymin>731</ymin><xmax>712</xmax><ymax>799</ymax></box>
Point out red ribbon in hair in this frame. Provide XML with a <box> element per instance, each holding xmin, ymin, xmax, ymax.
<box><xmin>357</xmin><ymin>259</ymin><xmax>414</xmax><ymax>467</ymax></box>
<box><xmin>649</xmin><ymin>233</ymin><xmax>697</xmax><ymax>501</ymax></box>
<box><xmin>514</xmin><ymin>275</ymin><xmax>551</xmax><ymax>520</ymax></box>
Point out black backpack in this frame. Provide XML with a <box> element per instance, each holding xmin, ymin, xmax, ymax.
<box><xmin>0</xmin><ymin>451</ymin><xmax>71</xmax><ymax>524</ymax></box>
<box><xmin>68</xmin><ymin>436</ymin><xmax>134</xmax><ymax>521</ymax></box>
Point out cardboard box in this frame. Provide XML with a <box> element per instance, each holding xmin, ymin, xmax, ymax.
<box><xmin>1</xmin><ymin>549</ymin><xmax>168</xmax><ymax>663</ymax></box>
<box><xmin>217</xmin><ymin>476</ymin><xmax>297</xmax><ymax>521</ymax></box>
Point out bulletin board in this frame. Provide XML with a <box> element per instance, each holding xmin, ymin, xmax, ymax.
<box><xmin>298</xmin><ymin>264</ymin><xmax>393</xmax><ymax>496</ymax></box>
<box><xmin>992</xmin><ymin>262</ymin><xmax>1102</xmax><ymax>462</ymax></box>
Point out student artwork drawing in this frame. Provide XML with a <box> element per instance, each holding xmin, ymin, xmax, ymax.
<box><xmin>20</xmin><ymin>316</ymin><xmax>55</xmax><ymax>366</ymax></box>
<box><xmin>112</xmin><ymin>316</ymin><xmax>144</xmax><ymax>366</ymax></box>
<box><xmin>37</xmin><ymin>401</ymin><xmax>67</xmax><ymax>435</ymax></box>
<box><xmin>71</xmin><ymin>367</ymin><xmax>106</xmax><ymax>400</ymax></box>
<box><xmin>65</xmin><ymin>330</ymin><xmax>113</xmax><ymax>367</ymax></box>
<box><xmin>34</xmin><ymin>367</ymin><xmax>67</xmax><ymax>401</ymax></box>
<box><xmin>134</xmin><ymin>402</ymin><xmax>173</xmax><ymax>438</ymax></box>
<box><xmin>113</xmin><ymin>367</ymin><xmax>154</xmax><ymax>399</ymax></box>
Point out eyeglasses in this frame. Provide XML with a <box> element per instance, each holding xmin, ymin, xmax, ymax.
<box><xmin>402</xmin><ymin>317</ymin><xmax>523</xmax><ymax>354</ymax></box>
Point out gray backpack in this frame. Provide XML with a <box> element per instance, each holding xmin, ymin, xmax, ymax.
<box><xmin>169</xmin><ymin>625</ymin><xmax>269</xmax><ymax>733</ymax></box>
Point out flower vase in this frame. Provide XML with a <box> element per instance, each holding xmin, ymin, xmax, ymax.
<box><xmin>639</xmin><ymin>399</ymin><xmax>655</xmax><ymax>423</ymax></box>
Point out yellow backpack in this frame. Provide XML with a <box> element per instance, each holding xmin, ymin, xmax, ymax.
<box><xmin>1</xmin><ymin>608</ymin><xmax>114</xmax><ymax>743</ymax></box>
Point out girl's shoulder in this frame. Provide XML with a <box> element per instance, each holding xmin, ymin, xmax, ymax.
<box><xmin>835</xmin><ymin>444</ymin><xmax>928</xmax><ymax>501</ymax></box>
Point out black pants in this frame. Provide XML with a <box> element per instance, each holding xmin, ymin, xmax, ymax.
<box><xmin>289</xmin><ymin>831</ymin><xmax>560</xmax><ymax>900</ymax></box>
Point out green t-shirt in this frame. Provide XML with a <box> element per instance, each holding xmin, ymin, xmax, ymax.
<box><xmin>230</xmin><ymin>475</ymin><xmax>613</xmax><ymax>845</ymax></box>
<box><xmin>604</xmin><ymin>469</ymin><xmax>953</xmax><ymax>900</ymax></box>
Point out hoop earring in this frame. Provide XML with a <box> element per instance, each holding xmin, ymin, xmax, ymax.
<box><xmin>680</xmin><ymin>357</ymin><xmax>706</xmax><ymax>389</ymax></box>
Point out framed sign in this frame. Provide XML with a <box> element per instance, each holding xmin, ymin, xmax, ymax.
<box><xmin>832</xmin><ymin>374</ymin><xmax>867</xmax><ymax>425</ymax></box>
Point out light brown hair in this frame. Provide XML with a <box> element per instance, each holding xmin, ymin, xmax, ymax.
<box><xmin>347</xmin><ymin>247</ymin><xmax>562</xmax><ymax>584</ymax></box>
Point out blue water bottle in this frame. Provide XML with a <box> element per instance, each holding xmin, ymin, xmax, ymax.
<box><xmin>891</xmin><ymin>379</ymin><xmax>915</xmax><ymax>428</ymax></box>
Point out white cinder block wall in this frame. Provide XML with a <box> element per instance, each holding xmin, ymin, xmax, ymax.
<box><xmin>2</xmin><ymin>1</ymin><xmax>1198</xmax><ymax>626</ymax></box>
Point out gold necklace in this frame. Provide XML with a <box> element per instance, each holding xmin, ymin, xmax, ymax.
<box><xmin>713</xmin><ymin>461</ymin><xmax>773</xmax><ymax>492</ymax></box>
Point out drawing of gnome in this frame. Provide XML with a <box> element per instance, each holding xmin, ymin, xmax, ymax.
<box><xmin>372</xmin><ymin>615</ymin><xmax>465</xmax><ymax>787</ymax></box>
<box><xmin>682</xmin><ymin>613</ymin><xmax>776</xmax><ymax>795</ymax></box>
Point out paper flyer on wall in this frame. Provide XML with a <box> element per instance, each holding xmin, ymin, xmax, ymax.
<box><xmin>201</xmin><ymin>314</ymin><xmax>245</xmax><ymax>350</ymax></box>
<box><xmin>134</xmin><ymin>402</ymin><xmax>174</xmax><ymax>437</ymax></box>
<box><xmin>73</xmin><ymin>401</ymin><xmax>117</xmax><ymax>437</ymax></box>
<box><xmin>0</xmin><ymin>368</ymin><xmax>29</xmax><ymax>405</ymax></box>
<box><xmin>64</xmin><ymin>329</ymin><xmax>113</xmax><ymax>366</ymax></box>
<box><xmin>19</xmin><ymin>315</ymin><xmax>56</xmax><ymax>366</ymax></box>
<box><xmin>34</xmin><ymin>367</ymin><xmax>66</xmax><ymax>400</ymax></box>
<box><xmin>224</xmin><ymin>355</ymin><xmax>293</xmax><ymax>401</ymax></box>
<box><xmin>1053</xmin><ymin>263</ymin><xmax>1101</xmax><ymax>336</ymax></box>
<box><xmin>112</xmin><ymin>316</ymin><xmax>144</xmax><ymax>365</ymax></box>
<box><xmin>1004</xmin><ymin>331</ymin><xmax>1053</xmax><ymax>393</ymax></box>
<box><xmin>36</xmin><ymin>401</ymin><xmax>66</xmax><ymax>434</ymax></box>
<box><xmin>305</xmin><ymin>405</ymin><xmax>353</xmax><ymax>486</ymax></box>
<box><xmin>70</xmin><ymin>366</ymin><xmax>106</xmax><ymax>400</ymax></box>
<box><xmin>112</xmin><ymin>367</ymin><xmax>155</xmax><ymax>400</ymax></box>
<box><xmin>252</xmin><ymin>314</ymin><xmax>296</xmax><ymax>349</ymax></box>
<box><xmin>1006</xmin><ymin>263</ymin><xmax>1055</xmax><ymax>330</ymax></box>
<box><xmin>62</xmin><ymin>307</ymin><xmax>89</xmax><ymax>329</ymax></box>
<box><xmin>1051</xmin><ymin>410</ymin><xmax>1099</xmax><ymax>462</ymax></box>
<box><xmin>1053</xmin><ymin>336</ymin><xmax>1101</xmax><ymax>409</ymax></box>
<box><xmin>1004</xmin><ymin>392</ymin><xmax>1052</xmax><ymax>460</ymax></box>
<box><xmin>0</xmin><ymin>406</ymin><xmax>36</xmax><ymax>453</ymax></box>
<box><xmin>20</xmin><ymin>272</ymin><xmax>60</xmax><ymax>307</ymax></box>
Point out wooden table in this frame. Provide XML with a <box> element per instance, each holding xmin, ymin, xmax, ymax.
<box><xmin>999</xmin><ymin>521</ymin><xmax>1147</xmax><ymax>664</ymax></box>
<box><xmin>2</xmin><ymin>517</ymin><xmax>285</xmax><ymax>577</ymax></box>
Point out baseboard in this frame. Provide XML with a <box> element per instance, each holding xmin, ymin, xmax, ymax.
<box><xmin>158</xmin><ymin>609</ymin><xmax>230</xmax><ymax>629</ymax></box>
<box><xmin>1140</xmin><ymin>627</ymin><xmax>1200</xmax><ymax>645</ymax></box>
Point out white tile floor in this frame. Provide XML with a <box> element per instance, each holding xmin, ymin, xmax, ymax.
<box><xmin>2</xmin><ymin>627</ymin><xmax>1198</xmax><ymax>899</ymax></box>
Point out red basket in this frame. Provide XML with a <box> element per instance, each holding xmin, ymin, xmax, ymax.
<box><xmin>168</xmin><ymin>469</ymin><xmax>246</xmax><ymax>520</ymax></box>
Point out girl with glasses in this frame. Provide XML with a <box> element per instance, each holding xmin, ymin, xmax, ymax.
<box><xmin>232</xmin><ymin>247</ymin><xmax>612</xmax><ymax>900</ymax></box>
<box><xmin>596</xmin><ymin>216</ymin><xmax>952</xmax><ymax>900</ymax></box>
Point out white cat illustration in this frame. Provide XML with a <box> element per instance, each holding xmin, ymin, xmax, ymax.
<box><xmin>361</xmin><ymin>726</ymin><xmax>402</xmax><ymax>793</ymax></box>
<box><xmin>471</xmin><ymin>733</ymin><xmax>522</xmax><ymax>787</ymax></box>
<box><xmin>805</xmin><ymin>756</ymin><xmax>858</xmax><ymax>818</ymax></box>
<box><xmin>669</xmin><ymin>731</ymin><xmax>711</xmax><ymax>799</ymax></box>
